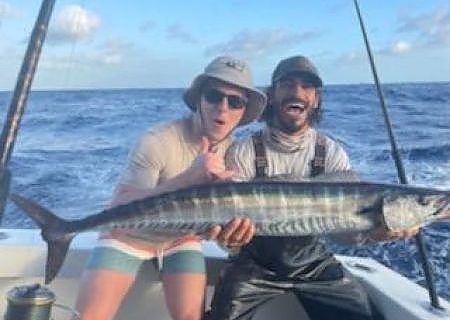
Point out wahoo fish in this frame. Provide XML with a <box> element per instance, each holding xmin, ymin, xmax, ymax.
<box><xmin>10</xmin><ymin>174</ymin><xmax>450</xmax><ymax>284</ymax></box>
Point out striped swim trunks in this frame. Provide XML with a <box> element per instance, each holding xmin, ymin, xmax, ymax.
<box><xmin>85</xmin><ymin>231</ymin><xmax>205</xmax><ymax>274</ymax></box>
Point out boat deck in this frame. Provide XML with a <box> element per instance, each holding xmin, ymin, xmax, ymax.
<box><xmin>0</xmin><ymin>229</ymin><xmax>449</xmax><ymax>320</ymax></box>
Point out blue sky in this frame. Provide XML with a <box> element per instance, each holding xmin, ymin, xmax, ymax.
<box><xmin>1</xmin><ymin>0</ymin><xmax>450</xmax><ymax>90</ymax></box>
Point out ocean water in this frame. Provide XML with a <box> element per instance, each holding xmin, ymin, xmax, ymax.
<box><xmin>0</xmin><ymin>83</ymin><xmax>449</xmax><ymax>301</ymax></box>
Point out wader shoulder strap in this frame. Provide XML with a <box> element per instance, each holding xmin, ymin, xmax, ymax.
<box><xmin>311</xmin><ymin>134</ymin><xmax>326</xmax><ymax>177</ymax></box>
<box><xmin>252</xmin><ymin>130</ymin><xmax>267</xmax><ymax>179</ymax></box>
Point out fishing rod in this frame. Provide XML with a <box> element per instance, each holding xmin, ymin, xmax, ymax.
<box><xmin>352</xmin><ymin>0</ymin><xmax>442</xmax><ymax>309</ymax></box>
<box><xmin>0</xmin><ymin>0</ymin><xmax>57</xmax><ymax>228</ymax></box>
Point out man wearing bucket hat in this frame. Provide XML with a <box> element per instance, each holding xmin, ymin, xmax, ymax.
<box><xmin>207</xmin><ymin>55</ymin><xmax>383</xmax><ymax>320</ymax></box>
<box><xmin>75</xmin><ymin>56</ymin><xmax>266</xmax><ymax>320</ymax></box>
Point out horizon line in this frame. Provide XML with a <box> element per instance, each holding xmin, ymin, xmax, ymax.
<box><xmin>1</xmin><ymin>80</ymin><xmax>449</xmax><ymax>93</ymax></box>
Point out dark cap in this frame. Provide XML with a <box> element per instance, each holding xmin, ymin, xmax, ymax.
<box><xmin>271</xmin><ymin>55</ymin><xmax>323</xmax><ymax>87</ymax></box>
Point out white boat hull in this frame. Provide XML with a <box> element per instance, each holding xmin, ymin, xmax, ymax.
<box><xmin>0</xmin><ymin>229</ymin><xmax>449</xmax><ymax>320</ymax></box>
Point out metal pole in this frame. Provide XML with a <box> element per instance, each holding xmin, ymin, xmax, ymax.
<box><xmin>0</xmin><ymin>0</ymin><xmax>57</xmax><ymax>226</ymax></box>
<box><xmin>352</xmin><ymin>0</ymin><xmax>442</xmax><ymax>309</ymax></box>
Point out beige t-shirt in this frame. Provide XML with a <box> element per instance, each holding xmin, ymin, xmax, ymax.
<box><xmin>226</xmin><ymin>127</ymin><xmax>351</xmax><ymax>180</ymax></box>
<box><xmin>119</xmin><ymin>116</ymin><xmax>230</xmax><ymax>189</ymax></box>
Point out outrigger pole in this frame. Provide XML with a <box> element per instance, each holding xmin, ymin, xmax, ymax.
<box><xmin>352</xmin><ymin>0</ymin><xmax>442</xmax><ymax>309</ymax></box>
<box><xmin>0</xmin><ymin>0</ymin><xmax>57</xmax><ymax>227</ymax></box>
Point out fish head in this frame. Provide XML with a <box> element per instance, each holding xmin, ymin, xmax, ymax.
<box><xmin>382</xmin><ymin>193</ymin><xmax>449</xmax><ymax>231</ymax></box>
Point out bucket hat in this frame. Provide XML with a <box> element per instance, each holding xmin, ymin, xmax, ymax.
<box><xmin>183</xmin><ymin>56</ymin><xmax>267</xmax><ymax>125</ymax></box>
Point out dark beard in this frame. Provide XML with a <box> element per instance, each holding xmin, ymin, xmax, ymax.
<box><xmin>274</xmin><ymin>115</ymin><xmax>302</xmax><ymax>134</ymax></box>
<box><xmin>272</xmin><ymin>106</ymin><xmax>314</xmax><ymax>134</ymax></box>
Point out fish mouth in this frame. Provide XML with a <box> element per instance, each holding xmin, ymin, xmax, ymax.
<box><xmin>435</xmin><ymin>197</ymin><xmax>450</xmax><ymax>217</ymax></box>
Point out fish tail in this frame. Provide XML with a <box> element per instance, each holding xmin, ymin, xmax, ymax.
<box><xmin>9</xmin><ymin>193</ymin><xmax>75</xmax><ymax>284</ymax></box>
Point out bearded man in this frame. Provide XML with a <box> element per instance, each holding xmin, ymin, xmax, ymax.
<box><xmin>208</xmin><ymin>55</ymin><xmax>385</xmax><ymax>320</ymax></box>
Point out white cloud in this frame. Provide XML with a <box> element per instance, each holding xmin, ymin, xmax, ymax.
<box><xmin>335</xmin><ymin>51</ymin><xmax>366</xmax><ymax>64</ymax></box>
<box><xmin>87</xmin><ymin>39</ymin><xmax>133</xmax><ymax>65</ymax></box>
<box><xmin>38</xmin><ymin>55</ymin><xmax>75</xmax><ymax>70</ymax></box>
<box><xmin>391</xmin><ymin>41</ymin><xmax>412</xmax><ymax>54</ymax></box>
<box><xmin>205</xmin><ymin>29</ymin><xmax>319</xmax><ymax>58</ymax></box>
<box><xmin>374</xmin><ymin>40</ymin><xmax>414</xmax><ymax>56</ymax></box>
<box><xmin>397</xmin><ymin>6</ymin><xmax>450</xmax><ymax>46</ymax></box>
<box><xmin>337</xmin><ymin>39</ymin><xmax>412</xmax><ymax>66</ymax></box>
<box><xmin>38</xmin><ymin>39</ymin><xmax>132</xmax><ymax>71</ymax></box>
<box><xmin>48</xmin><ymin>5</ymin><xmax>100</xmax><ymax>44</ymax></box>
<box><xmin>166</xmin><ymin>24</ymin><xmax>198</xmax><ymax>44</ymax></box>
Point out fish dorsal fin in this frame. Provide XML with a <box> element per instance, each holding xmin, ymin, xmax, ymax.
<box><xmin>265</xmin><ymin>170</ymin><xmax>361</xmax><ymax>183</ymax></box>
<box><xmin>258</xmin><ymin>174</ymin><xmax>309</xmax><ymax>182</ymax></box>
<box><xmin>309</xmin><ymin>170</ymin><xmax>361</xmax><ymax>182</ymax></box>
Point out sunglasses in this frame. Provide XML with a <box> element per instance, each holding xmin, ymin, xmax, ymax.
<box><xmin>203</xmin><ymin>88</ymin><xmax>247</xmax><ymax>110</ymax></box>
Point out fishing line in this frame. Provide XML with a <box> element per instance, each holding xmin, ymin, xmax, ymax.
<box><xmin>62</xmin><ymin>34</ymin><xmax>78</xmax><ymax>88</ymax></box>
<box><xmin>62</xmin><ymin>0</ymin><xmax>86</xmax><ymax>89</ymax></box>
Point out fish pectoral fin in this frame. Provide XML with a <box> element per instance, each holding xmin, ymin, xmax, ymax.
<box><xmin>356</xmin><ymin>206</ymin><xmax>376</xmax><ymax>215</ymax></box>
<box><xmin>356</xmin><ymin>198</ymin><xmax>383</xmax><ymax>216</ymax></box>
<box><xmin>356</xmin><ymin>198</ymin><xmax>385</xmax><ymax>229</ymax></box>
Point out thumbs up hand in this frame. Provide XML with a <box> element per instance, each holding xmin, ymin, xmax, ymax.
<box><xmin>188</xmin><ymin>136</ymin><xmax>236</xmax><ymax>183</ymax></box>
